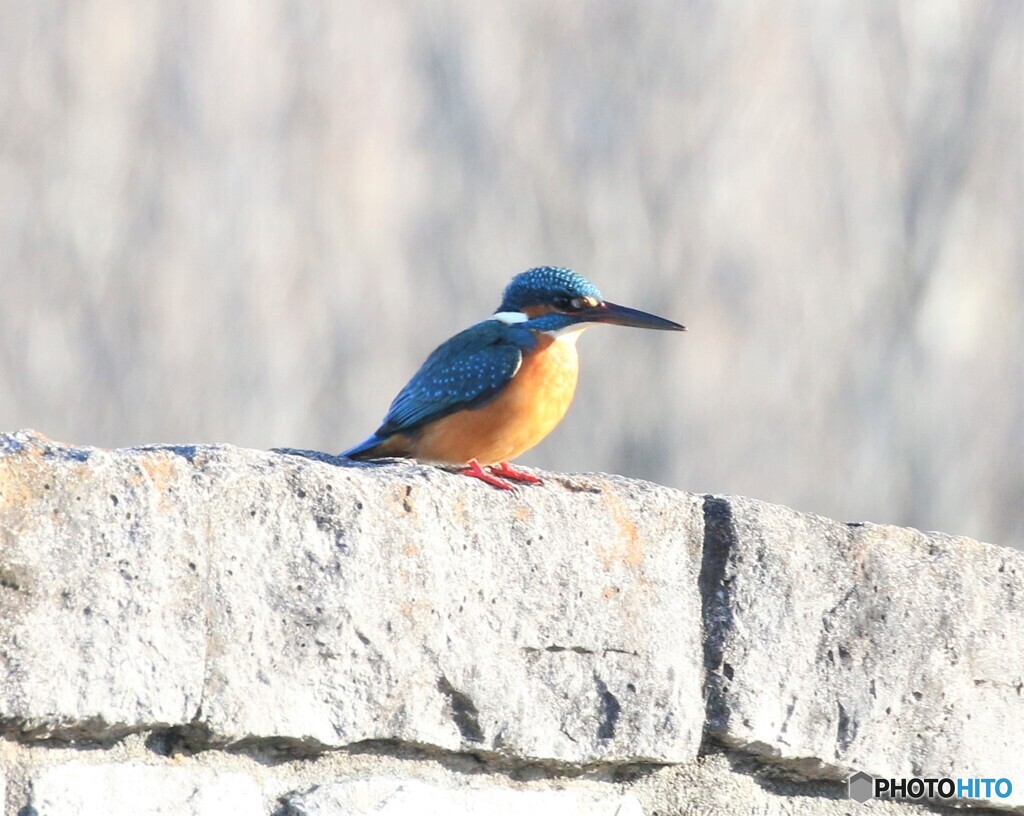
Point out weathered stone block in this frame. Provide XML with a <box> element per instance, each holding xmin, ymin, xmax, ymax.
<box><xmin>702</xmin><ymin>495</ymin><xmax>1024</xmax><ymax>809</ymax></box>
<box><xmin>0</xmin><ymin>435</ymin><xmax>206</xmax><ymax>738</ymax></box>
<box><xmin>0</xmin><ymin>431</ymin><xmax>704</xmax><ymax>765</ymax></box>
<box><xmin>197</xmin><ymin>451</ymin><xmax>703</xmax><ymax>764</ymax></box>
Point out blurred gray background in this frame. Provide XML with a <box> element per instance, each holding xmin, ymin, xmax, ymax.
<box><xmin>1</xmin><ymin>1</ymin><xmax>1022</xmax><ymax>547</ymax></box>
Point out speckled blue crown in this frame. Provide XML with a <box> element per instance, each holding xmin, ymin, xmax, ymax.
<box><xmin>497</xmin><ymin>267</ymin><xmax>603</xmax><ymax>312</ymax></box>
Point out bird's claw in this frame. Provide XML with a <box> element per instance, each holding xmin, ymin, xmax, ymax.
<box><xmin>490</xmin><ymin>461</ymin><xmax>543</xmax><ymax>485</ymax></box>
<box><xmin>461</xmin><ymin>459</ymin><xmax>517</xmax><ymax>491</ymax></box>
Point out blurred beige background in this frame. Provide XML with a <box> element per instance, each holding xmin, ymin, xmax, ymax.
<box><xmin>1</xmin><ymin>1</ymin><xmax>1022</xmax><ymax>547</ymax></box>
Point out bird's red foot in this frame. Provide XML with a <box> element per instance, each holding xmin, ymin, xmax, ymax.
<box><xmin>491</xmin><ymin>461</ymin><xmax>543</xmax><ymax>485</ymax></box>
<box><xmin>461</xmin><ymin>458</ymin><xmax>516</xmax><ymax>490</ymax></box>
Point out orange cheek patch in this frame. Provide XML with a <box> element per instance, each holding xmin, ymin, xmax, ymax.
<box><xmin>522</xmin><ymin>304</ymin><xmax>557</xmax><ymax>318</ymax></box>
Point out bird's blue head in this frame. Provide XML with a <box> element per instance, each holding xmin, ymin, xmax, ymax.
<box><xmin>497</xmin><ymin>266</ymin><xmax>604</xmax><ymax>316</ymax></box>
<box><xmin>493</xmin><ymin>266</ymin><xmax>685</xmax><ymax>334</ymax></box>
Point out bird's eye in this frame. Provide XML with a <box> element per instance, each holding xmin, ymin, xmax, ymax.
<box><xmin>552</xmin><ymin>295</ymin><xmax>572</xmax><ymax>310</ymax></box>
<box><xmin>566</xmin><ymin>296</ymin><xmax>599</xmax><ymax>311</ymax></box>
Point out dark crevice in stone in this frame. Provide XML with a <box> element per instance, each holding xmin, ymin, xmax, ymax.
<box><xmin>143</xmin><ymin>724</ymin><xmax>333</xmax><ymax>762</ymax></box>
<box><xmin>0</xmin><ymin>569</ymin><xmax>23</xmax><ymax>591</ymax></box>
<box><xmin>699</xmin><ymin>495</ymin><xmax>737</xmax><ymax>737</ymax></box>
<box><xmin>594</xmin><ymin>675</ymin><xmax>620</xmax><ymax>740</ymax></box>
<box><xmin>226</xmin><ymin>734</ymin><xmax>334</xmax><ymax>761</ymax></box>
<box><xmin>144</xmin><ymin>723</ymin><xmax>216</xmax><ymax>757</ymax></box>
<box><xmin>131</xmin><ymin>444</ymin><xmax>200</xmax><ymax>463</ymax></box>
<box><xmin>702</xmin><ymin>738</ymin><xmax>977</xmax><ymax>815</ymax></box>
<box><xmin>342</xmin><ymin>737</ymin><xmax>667</xmax><ymax>782</ymax></box>
<box><xmin>41</xmin><ymin>446</ymin><xmax>92</xmax><ymax>462</ymax></box>
<box><xmin>542</xmin><ymin>645</ymin><xmax>595</xmax><ymax>655</ymax></box>
<box><xmin>836</xmin><ymin>702</ymin><xmax>857</xmax><ymax>753</ymax></box>
<box><xmin>437</xmin><ymin>675</ymin><xmax>485</xmax><ymax>744</ymax></box>
<box><xmin>0</xmin><ymin>716</ymin><xmax>144</xmax><ymax>748</ymax></box>
<box><xmin>702</xmin><ymin>738</ymin><xmax>851</xmax><ymax>797</ymax></box>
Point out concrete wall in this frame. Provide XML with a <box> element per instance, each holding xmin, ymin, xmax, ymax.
<box><xmin>1</xmin><ymin>429</ymin><xmax>1022</xmax><ymax>814</ymax></box>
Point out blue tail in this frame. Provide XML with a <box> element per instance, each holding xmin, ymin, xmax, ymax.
<box><xmin>340</xmin><ymin>434</ymin><xmax>386</xmax><ymax>459</ymax></box>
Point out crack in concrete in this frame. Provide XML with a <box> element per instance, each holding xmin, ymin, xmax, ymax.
<box><xmin>594</xmin><ymin>675</ymin><xmax>621</xmax><ymax>741</ymax></box>
<box><xmin>436</xmin><ymin>676</ymin><xmax>484</xmax><ymax>745</ymax></box>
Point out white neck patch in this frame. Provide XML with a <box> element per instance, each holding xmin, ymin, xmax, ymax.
<box><xmin>545</xmin><ymin>322</ymin><xmax>595</xmax><ymax>343</ymax></box>
<box><xmin>492</xmin><ymin>311</ymin><xmax>529</xmax><ymax>325</ymax></box>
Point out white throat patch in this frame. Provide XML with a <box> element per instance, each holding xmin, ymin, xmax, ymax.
<box><xmin>492</xmin><ymin>311</ymin><xmax>529</xmax><ymax>325</ymax></box>
<box><xmin>546</xmin><ymin>323</ymin><xmax>595</xmax><ymax>344</ymax></box>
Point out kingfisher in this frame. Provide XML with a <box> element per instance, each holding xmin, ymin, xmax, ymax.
<box><xmin>342</xmin><ymin>266</ymin><xmax>685</xmax><ymax>489</ymax></box>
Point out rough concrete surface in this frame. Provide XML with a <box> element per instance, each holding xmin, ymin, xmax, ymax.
<box><xmin>0</xmin><ymin>430</ymin><xmax>703</xmax><ymax>764</ymax></box>
<box><xmin>2</xmin><ymin>430</ymin><xmax>1022</xmax><ymax>815</ymax></box>
<box><xmin>631</xmin><ymin>750</ymin><xmax>956</xmax><ymax>816</ymax></box>
<box><xmin>0</xmin><ymin>438</ymin><xmax>207</xmax><ymax>740</ymax></box>
<box><xmin>27</xmin><ymin>762</ymin><xmax>263</xmax><ymax>816</ymax></box>
<box><xmin>280</xmin><ymin>777</ymin><xmax>643</xmax><ymax>815</ymax></box>
<box><xmin>702</xmin><ymin>495</ymin><xmax>1024</xmax><ymax>810</ymax></box>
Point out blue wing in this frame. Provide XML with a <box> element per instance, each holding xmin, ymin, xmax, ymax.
<box><xmin>376</xmin><ymin>320</ymin><xmax>526</xmax><ymax>436</ymax></box>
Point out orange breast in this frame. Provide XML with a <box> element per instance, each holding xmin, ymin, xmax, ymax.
<box><xmin>411</xmin><ymin>332</ymin><xmax>581</xmax><ymax>465</ymax></box>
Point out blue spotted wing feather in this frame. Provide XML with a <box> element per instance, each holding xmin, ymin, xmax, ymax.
<box><xmin>376</xmin><ymin>321</ymin><xmax>525</xmax><ymax>436</ymax></box>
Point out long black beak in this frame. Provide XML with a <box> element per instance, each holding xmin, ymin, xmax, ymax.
<box><xmin>580</xmin><ymin>301</ymin><xmax>686</xmax><ymax>331</ymax></box>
